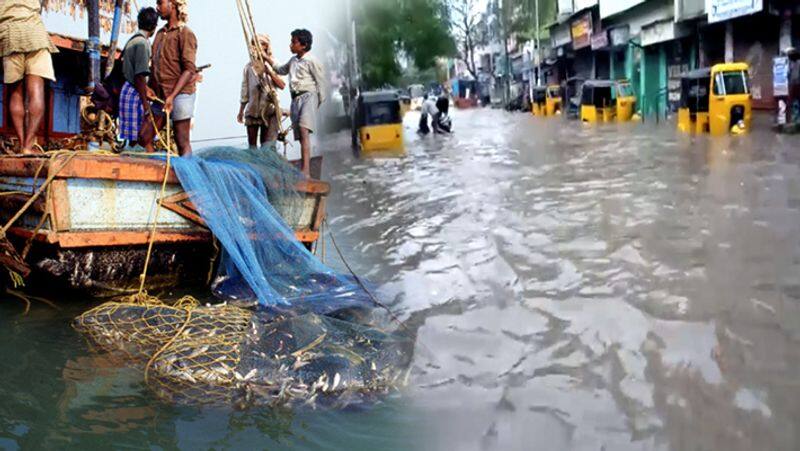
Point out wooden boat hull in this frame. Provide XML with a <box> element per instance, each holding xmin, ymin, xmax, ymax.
<box><xmin>0</xmin><ymin>153</ymin><xmax>329</xmax><ymax>296</ymax></box>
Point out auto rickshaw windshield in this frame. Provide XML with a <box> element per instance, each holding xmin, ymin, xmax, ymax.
<box><xmin>713</xmin><ymin>70</ymin><xmax>749</xmax><ymax>95</ymax></box>
<box><xmin>364</xmin><ymin>101</ymin><xmax>401</xmax><ymax>126</ymax></box>
<box><xmin>547</xmin><ymin>87</ymin><xmax>560</xmax><ymax>97</ymax></box>
<box><xmin>617</xmin><ymin>83</ymin><xmax>633</xmax><ymax>97</ymax></box>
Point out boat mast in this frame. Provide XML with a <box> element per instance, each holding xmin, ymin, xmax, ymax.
<box><xmin>86</xmin><ymin>0</ymin><xmax>101</xmax><ymax>91</ymax></box>
<box><xmin>104</xmin><ymin>0</ymin><xmax>126</xmax><ymax>79</ymax></box>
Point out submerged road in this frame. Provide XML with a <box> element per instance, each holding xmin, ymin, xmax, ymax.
<box><xmin>322</xmin><ymin>108</ymin><xmax>800</xmax><ymax>450</ymax></box>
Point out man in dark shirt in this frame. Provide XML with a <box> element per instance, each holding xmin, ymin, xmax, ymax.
<box><xmin>119</xmin><ymin>7</ymin><xmax>158</xmax><ymax>146</ymax></box>
<box><xmin>139</xmin><ymin>0</ymin><xmax>198</xmax><ymax>156</ymax></box>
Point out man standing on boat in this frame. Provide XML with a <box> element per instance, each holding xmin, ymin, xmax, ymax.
<box><xmin>0</xmin><ymin>0</ymin><xmax>58</xmax><ymax>154</ymax></box>
<box><xmin>139</xmin><ymin>0</ymin><xmax>198</xmax><ymax>156</ymax></box>
<box><xmin>267</xmin><ymin>29</ymin><xmax>326</xmax><ymax>177</ymax></box>
<box><xmin>238</xmin><ymin>34</ymin><xmax>286</xmax><ymax>148</ymax></box>
<box><xmin>118</xmin><ymin>7</ymin><xmax>159</xmax><ymax>147</ymax></box>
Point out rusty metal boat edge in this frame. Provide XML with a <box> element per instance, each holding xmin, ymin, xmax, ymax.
<box><xmin>0</xmin><ymin>153</ymin><xmax>329</xmax><ymax>297</ymax></box>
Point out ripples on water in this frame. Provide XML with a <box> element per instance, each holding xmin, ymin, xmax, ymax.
<box><xmin>2</xmin><ymin>109</ymin><xmax>800</xmax><ymax>450</ymax></box>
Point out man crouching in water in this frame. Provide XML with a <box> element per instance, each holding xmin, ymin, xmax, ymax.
<box><xmin>139</xmin><ymin>0</ymin><xmax>198</xmax><ymax>156</ymax></box>
<box><xmin>418</xmin><ymin>94</ymin><xmax>437</xmax><ymax>135</ymax></box>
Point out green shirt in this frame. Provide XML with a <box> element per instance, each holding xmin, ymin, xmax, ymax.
<box><xmin>0</xmin><ymin>0</ymin><xmax>58</xmax><ymax>57</ymax></box>
<box><xmin>122</xmin><ymin>32</ymin><xmax>151</xmax><ymax>85</ymax></box>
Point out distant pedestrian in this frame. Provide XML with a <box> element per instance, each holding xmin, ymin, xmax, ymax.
<box><xmin>118</xmin><ymin>7</ymin><xmax>159</xmax><ymax>146</ymax></box>
<box><xmin>139</xmin><ymin>0</ymin><xmax>198</xmax><ymax>156</ymax></box>
<box><xmin>238</xmin><ymin>34</ymin><xmax>285</xmax><ymax>148</ymax></box>
<box><xmin>268</xmin><ymin>29</ymin><xmax>326</xmax><ymax>177</ymax></box>
<box><xmin>0</xmin><ymin>0</ymin><xmax>58</xmax><ymax>154</ymax></box>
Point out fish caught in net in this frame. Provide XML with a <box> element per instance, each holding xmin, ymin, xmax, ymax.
<box><xmin>73</xmin><ymin>146</ymin><xmax>414</xmax><ymax>408</ymax></box>
<box><xmin>73</xmin><ymin>297</ymin><xmax>412</xmax><ymax>408</ymax></box>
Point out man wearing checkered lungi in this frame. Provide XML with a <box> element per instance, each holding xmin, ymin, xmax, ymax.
<box><xmin>118</xmin><ymin>7</ymin><xmax>159</xmax><ymax>145</ymax></box>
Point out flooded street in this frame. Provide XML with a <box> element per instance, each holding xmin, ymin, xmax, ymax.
<box><xmin>324</xmin><ymin>108</ymin><xmax>800</xmax><ymax>450</ymax></box>
<box><xmin>3</xmin><ymin>107</ymin><xmax>800</xmax><ymax>450</ymax></box>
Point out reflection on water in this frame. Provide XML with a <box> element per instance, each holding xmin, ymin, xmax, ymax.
<box><xmin>2</xmin><ymin>109</ymin><xmax>800</xmax><ymax>449</ymax></box>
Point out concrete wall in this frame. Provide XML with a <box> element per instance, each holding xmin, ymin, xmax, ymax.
<box><xmin>675</xmin><ymin>0</ymin><xmax>704</xmax><ymax>21</ymax></box>
<box><xmin>600</xmin><ymin>0</ymin><xmax>646</xmax><ymax>19</ymax></box>
<box><xmin>601</xmin><ymin>0</ymin><xmax>674</xmax><ymax>36</ymax></box>
<box><xmin>575</xmin><ymin>0</ymin><xmax>599</xmax><ymax>11</ymax></box>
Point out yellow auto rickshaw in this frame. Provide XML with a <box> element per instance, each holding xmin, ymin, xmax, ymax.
<box><xmin>580</xmin><ymin>80</ymin><xmax>637</xmax><ymax>123</ymax></box>
<box><xmin>545</xmin><ymin>85</ymin><xmax>562</xmax><ymax>116</ymax></box>
<box><xmin>531</xmin><ymin>86</ymin><xmax>547</xmax><ymax>116</ymax></box>
<box><xmin>677</xmin><ymin>62</ymin><xmax>751</xmax><ymax>136</ymax></box>
<box><xmin>580</xmin><ymin>80</ymin><xmax>617</xmax><ymax>123</ymax></box>
<box><xmin>356</xmin><ymin>90</ymin><xmax>403</xmax><ymax>152</ymax></box>
<box><xmin>615</xmin><ymin>80</ymin><xmax>636</xmax><ymax>122</ymax></box>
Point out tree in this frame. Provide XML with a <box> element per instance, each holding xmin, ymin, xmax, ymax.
<box><xmin>450</xmin><ymin>0</ymin><xmax>488</xmax><ymax>80</ymax></box>
<box><xmin>354</xmin><ymin>0</ymin><xmax>456</xmax><ymax>88</ymax></box>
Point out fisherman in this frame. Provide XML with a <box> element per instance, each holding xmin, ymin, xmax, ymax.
<box><xmin>139</xmin><ymin>0</ymin><xmax>198</xmax><ymax>156</ymax></box>
<box><xmin>0</xmin><ymin>0</ymin><xmax>58</xmax><ymax>154</ymax></box>
<box><xmin>418</xmin><ymin>94</ymin><xmax>437</xmax><ymax>135</ymax></box>
<box><xmin>118</xmin><ymin>7</ymin><xmax>159</xmax><ymax>147</ymax></box>
<box><xmin>267</xmin><ymin>29</ymin><xmax>326</xmax><ymax>177</ymax></box>
<box><xmin>237</xmin><ymin>34</ymin><xmax>286</xmax><ymax>148</ymax></box>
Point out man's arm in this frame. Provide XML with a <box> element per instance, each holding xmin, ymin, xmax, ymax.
<box><xmin>268</xmin><ymin>55</ymin><xmax>291</xmax><ymax>76</ymax></box>
<box><xmin>310</xmin><ymin>58</ymin><xmax>326</xmax><ymax>104</ymax></box>
<box><xmin>267</xmin><ymin>66</ymin><xmax>286</xmax><ymax>90</ymax></box>
<box><xmin>134</xmin><ymin>74</ymin><xmax>151</xmax><ymax>115</ymax></box>
<box><xmin>131</xmin><ymin>44</ymin><xmax>152</xmax><ymax>114</ymax></box>
<box><xmin>165</xmin><ymin>29</ymin><xmax>198</xmax><ymax>112</ymax></box>
<box><xmin>238</xmin><ymin>65</ymin><xmax>249</xmax><ymax>123</ymax></box>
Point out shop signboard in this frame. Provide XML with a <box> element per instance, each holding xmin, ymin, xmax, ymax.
<box><xmin>609</xmin><ymin>26</ymin><xmax>630</xmax><ymax>47</ymax></box>
<box><xmin>641</xmin><ymin>20</ymin><xmax>690</xmax><ymax>47</ymax></box>
<box><xmin>571</xmin><ymin>13</ymin><xmax>593</xmax><ymax>50</ymax></box>
<box><xmin>591</xmin><ymin>30</ymin><xmax>609</xmax><ymax>50</ymax></box>
<box><xmin>552</xmin><ymin>22</ymin><xmax>572</xmax><ymax>48</ymax></box>
<box><xmin>774</xmin><ymin>56</ymin><xmax>789</xmax><ymax>97</ymax></box>
<box><xmin>706</xmin><ymin>0</ymin><xmax>762</xmax><ymax>23</ymax></box>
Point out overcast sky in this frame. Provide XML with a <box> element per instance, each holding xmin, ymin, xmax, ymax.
<box><xmin>43</xmin><ymin>1</ymin><xmax>345</xmax><ymax>148</ymax></box>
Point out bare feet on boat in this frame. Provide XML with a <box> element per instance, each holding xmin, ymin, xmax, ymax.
<box><xmin>20</xmin><ymin>148</ymin><xmax>44</xmax><ymax>156</ymax></box>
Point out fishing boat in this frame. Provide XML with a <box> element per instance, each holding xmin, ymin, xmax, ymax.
<box><xmin>0</xmin><ymin>153</ymin><xmax>328</xmax><ymax>296</ymax></box>
<box><xmin>0</xmin><ymin>1</ymin><xmax>330</xmax><ymax>296</ymax></box>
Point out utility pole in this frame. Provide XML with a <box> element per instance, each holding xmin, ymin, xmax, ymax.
<box><xmin>534</xmin><ymin>0</ymin><xmax>540</xmax><ymax>86</ymax></box>
<box><xmin>502</xmin><ymin>0</ymin><xmax>510</xmax><ymax>105</ymax></box>
<box><xmin>346</xmin><ymin>0</ymin><xmax>359</xmax><ymax>146</ymax></box>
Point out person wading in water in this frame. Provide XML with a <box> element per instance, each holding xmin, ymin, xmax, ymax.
<box><xmin>418</xmin><ymin>94</ymin><xmax>438</xmax><ymax>135</ymax></box>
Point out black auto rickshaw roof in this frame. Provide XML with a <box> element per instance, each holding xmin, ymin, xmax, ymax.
<box><xmin>582</xmin><ymin>79</ymin><xmax>616</xmax><ymax>88</ymax></box>
<box><xmin>360</xmin><ymin>91</ymin><xmax>400</xmax><ymax>103</ymax></box>
<box><xmin>680</xmin><ymin>68</ymin><xmax>711</xmax><ymax>80</ymax></box>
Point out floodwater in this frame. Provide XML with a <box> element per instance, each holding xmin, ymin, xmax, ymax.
<box><xmin>2</xmin><ymin>108</ymin><xmax>800</xmax><ymax>450</ymax></box>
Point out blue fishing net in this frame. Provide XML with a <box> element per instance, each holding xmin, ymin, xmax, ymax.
<box><xmin>169</xmin><ymin>146</ymin><xmax>371</xmax><ymax>314</ymax></box>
